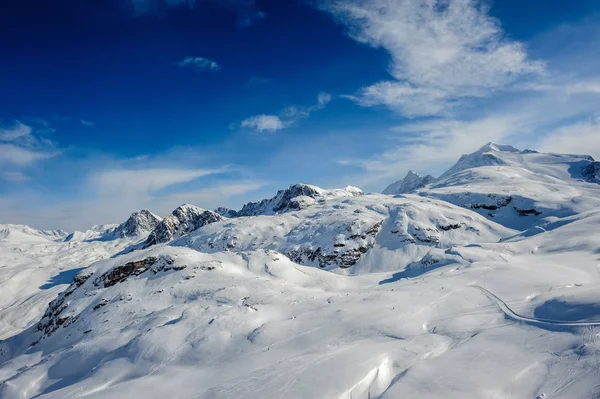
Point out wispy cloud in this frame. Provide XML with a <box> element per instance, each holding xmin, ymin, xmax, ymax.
<box><xmin>0</xmin><ymin>121</ymin><xmax>59</xmax><ymax>167</ymax></box>
<box><xmin>178</xmin><ymin>56</ymin><xmax>220</xmax><ymax>72</ymax></box>
<box><xmin>80</xmin><ymin>119</ymin><xmax>95</xmax><ymax>127</ymax></box>
<box><xmin>538</xmin><ymin>117</ymin><xmax>600</xmax><ymax>158</ymax></box>
<box><xmin>321</xmin><ymin>0</ymin><xmax>544</xmax><ymax>117</ymax></box>
<box><xmin>0</xmin><ymin>122</ymin><xmax>31</xmax><ymax>140</ymax></box>
<box><xmin>240</xmin><ymin>92</ymin><xmax>332</xmax><ymax>133</ymax></box>
<box><xmin>91</xmin><ymin>167</ymin><xmax>226</xmax><ymax>197</ymax></box>
<box><xmin>1</xmin><ymin>171</ymin><xmax>29</xmax><ymax>182</ymax></box>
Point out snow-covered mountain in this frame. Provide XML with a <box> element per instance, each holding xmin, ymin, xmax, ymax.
<box><xmin>385</xmin><ymin>142</ymin><xmax>600</xmax><ymax>230</ymax></box>
<box><xmin>216</xmin><ymin>183</ymin><xmax>363</xmax><ymax>217</ymax></box>
<box><xmin>383</xmin><ymin>170</ymin><xmax>435</xmax><ymax>194</ymax></box>
<box><xmin>112</xmin><ymin>209</ymin><xmax>162</xmax><ymax>238</ymax></box>
<box><xmin>1</xmin><ymin>143</ymin><xmax>600</xmax><ymax>399</ymax></box>
<box><xmin>144</xmin><ymin>204</ymin><xmax>223</xmax><ymax>247</ymax></box>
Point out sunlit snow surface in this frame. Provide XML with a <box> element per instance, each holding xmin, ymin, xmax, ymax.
<box><xmin>1</xmin><ymin>144</ymin><xmax>600</xmax><ymax>398</ymax></box>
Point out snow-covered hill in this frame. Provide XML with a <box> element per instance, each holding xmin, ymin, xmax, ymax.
<box><xmin>1</xmin><ymin>144</ymin><xmax>600</xmax><ymax>399</ymax></box>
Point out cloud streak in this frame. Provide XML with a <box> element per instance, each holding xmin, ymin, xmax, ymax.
<box><xmin>240</xmin><ymin>92</ymin><xmax>332</xmax><ymax>133</ymax></box>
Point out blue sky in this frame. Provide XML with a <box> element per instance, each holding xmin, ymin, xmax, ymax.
<box><xmin>2</xmin><ymin>0</ymin><xmax>600</xmax><ymax>230</ymax></box>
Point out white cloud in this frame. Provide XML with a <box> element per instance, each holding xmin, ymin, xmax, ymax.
<box><xmin>178</xmin><ymin>56</ymin><xmax>220</xmax><ymax>72</ymax></box>
<box><xmin>321</xmin><ymin>0</ymin><xmax>544</xmax><ymax>117</ymax></box>
<box><xmin>0</xmin><ymin>144</ymin><xmax>57</xmax><ymax>166</ymax></box>
<box><xmin>241</xmin><ymin>92</ymin><xmax>332</xmax><ymax>133</ymax></box>
<box><xmin>0</xmin><ymin>121</ymin><xmax>59</xmax><ymax>166</ymax></box>
<box><xmin>538</xmin><ymin>118</ymin><xmax>600</xmax><ymax>159</ymax></box>
<box><xmin>342</xmin><ymin>116</ymin><xmax>518</xmax><ymax>186</ymax></box>
<box><xmin>241</xmin><ymin>115</ymin><xmax>287</xmax><ymax>132</ymax></box>
<box><xmin>92</xmin><ymin>168</ymin><xmax>225</xmax><ymax>196</ymax></box>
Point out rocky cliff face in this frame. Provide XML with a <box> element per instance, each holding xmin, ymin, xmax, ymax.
<box><xmin>113</xmin><ymin>209</ymin><xmax>163</xmax><ymax>238</ymax></box>
<box><xmin>144</xmin><ymin>205</ymin><xmax>223</xmax><ymax>247</ymax></box>
<box><xmin>581</xmin><ymin>162</ymin><xmax>600</xmax><ymax>183</ymax></box>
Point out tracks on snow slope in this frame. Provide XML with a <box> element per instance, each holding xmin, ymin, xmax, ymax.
<box><xmin>471</xmin><ymin>285</ymin><xmax>600</xmax><ymax>327</ymax></box>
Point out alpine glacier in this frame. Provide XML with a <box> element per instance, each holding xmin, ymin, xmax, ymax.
<box><xmin>1</xmin><ymin>143</ymin><xmax>600</xmax><ymax>399</ymax></box>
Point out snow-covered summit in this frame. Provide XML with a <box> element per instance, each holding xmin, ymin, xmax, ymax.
<box><xmin>217</xmin><ymin>183</ymin><xmax>363</xmax><ymax>217</ymax></box>
<box><xmin>412</xmin><ymin>143</ymin><xmax>600</xmax><ymax>229</ymax></box>
<box><xmin>112</xmin><ymin>209</ymin><xmax>162</xmax><ymax>238</ymax></box>
<box><xmin>440</xmin><ymin>142</ymin><xmax>596</xmax><ymax>181</ymax></box>
<box><xmin>383</xmin><ymin>170</ymin><xmax>435</xmax><ymax>195</ymax></box>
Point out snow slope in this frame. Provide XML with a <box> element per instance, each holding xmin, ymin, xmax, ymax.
<box><xmin>0</xmin><ymin>212</ymin><xmax>159</xmax><ymax>341</ymax></box>
<box><xmin>1</xmin><ymin>144</ymin><xmax>600</xmax><ymax>399</ymax></box>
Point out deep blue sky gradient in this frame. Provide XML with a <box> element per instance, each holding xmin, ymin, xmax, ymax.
<box><xmin>1</xmin><ymin>0</ymin><xmax>600</xmax><ymax>229</ymax></box>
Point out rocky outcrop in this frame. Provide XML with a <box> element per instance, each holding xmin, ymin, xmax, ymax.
<box><xmin>145</xmin><ymin>205</ymin><xmax>223</xmax><ymax>247</ymax></box>
<box><xmin>94</xmin><ymin>256</ymin><xmax>185</xmax><ymax>288</ymax></box>
<box><xmin>113</xmin><ymin>209</ymin><xmax>162</xmax><ymax>238</ymax></box>
<box><xmin>383</xmin><ymin>170</ymin><xmax>435</xmax><ymax>195</ymax></box>
<box><xmin>286</xmin><ymin>220</ymin><xmax>383</xmax><ymax>269</ymax></box>
<box><xmin>470</xmin><ymin>195</ymin><xmax>513</xmax><ymax>211</ymax></box>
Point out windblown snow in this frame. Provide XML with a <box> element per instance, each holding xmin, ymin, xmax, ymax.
<box><xmin>1</xmin><ymin>143</ymin><xmax>600</xmax><ymax>399</ymax></box>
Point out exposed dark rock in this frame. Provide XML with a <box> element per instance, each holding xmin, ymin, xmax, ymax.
<box><xmin>145</xmin><ymin>205</ymin><xmax>223</xmax><ymax>247</ymax></box>
<box><xmin>438</xmin><ymin>223</ymin><xmax>463</xmax><ymax>231</ymax></box>
<box><xmin>287</xmin><ymin>220</ymin><xmax>383</xmax><ymax>269</ymax></box>
<box><xmin>514</xmin><ymin>207</ymin><xmax>542</xmax><ymax>216</ymax></box>
<box><xmin>470</xmin><ymin>195</ymin><xmax>512</xmax><ymax>211</ymax></box>
<box><xmin>95</xmin><ymin>256</ymin><xmax>186</xmax><ymax>288</ymax></box>
<box><xmin>581</xmin><ymin>161</ymin><xmax>600</xmax><ymax>184</ymax></box>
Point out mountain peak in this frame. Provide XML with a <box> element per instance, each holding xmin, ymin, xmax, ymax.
<box><xmin>144</xmin><ymin>205</ymin><xmax>222</xmax><ymax>247</ymax></box>
<box><xmin>114</xmin><ymin>209</ymin><xmax>162</xmax><ymax>238</ymax></box>
<box><xmin>383</xmin><ymin>170</ymin><xmax>435</xmax><ymax>195</ymax></box>
<box><xmin>478</xmin><ymin>142</ymin><xmax>520</xmax><ymax>153</ymax></box>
